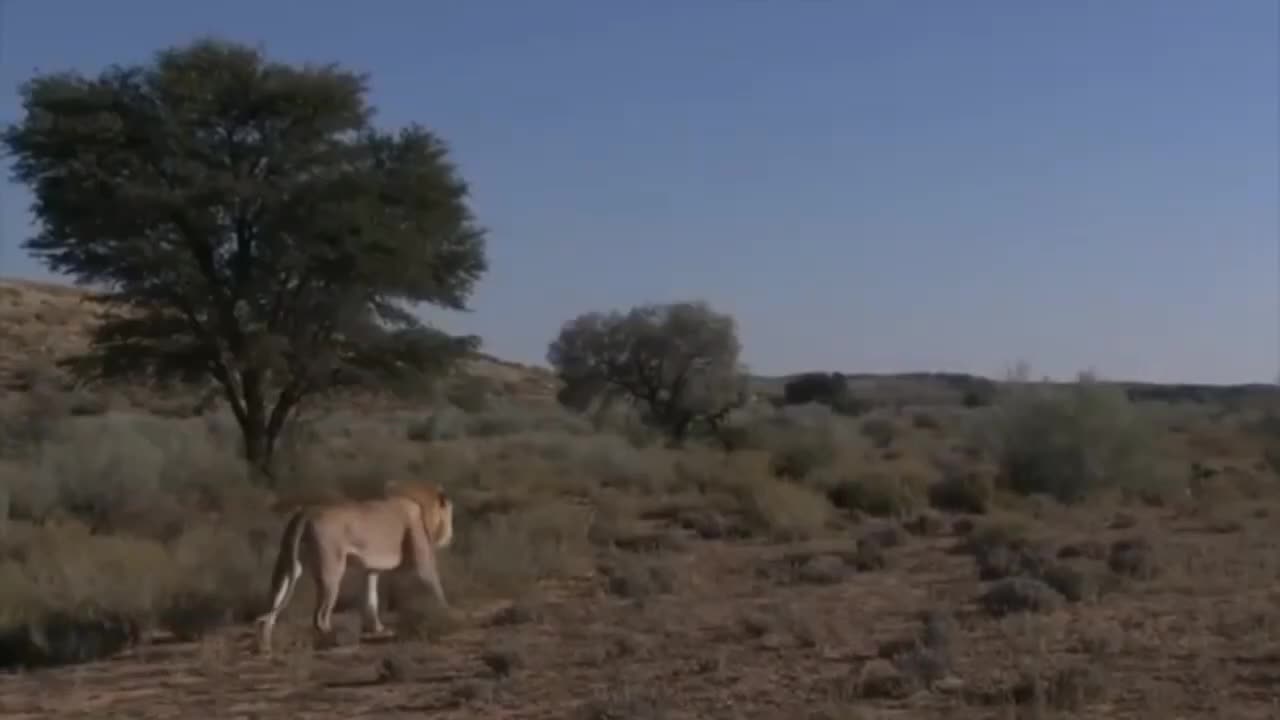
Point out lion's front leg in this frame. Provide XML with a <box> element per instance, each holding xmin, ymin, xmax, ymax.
<box><xmin>408</xmin><ymin>525</ymin><xmax>450</xmax><ymax>609</ymax></box>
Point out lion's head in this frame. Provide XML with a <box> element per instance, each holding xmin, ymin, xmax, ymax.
<box><xmin>390</xmin><ymin>481</ymin><xmax>454</xmax><ymax>548</ymax></box>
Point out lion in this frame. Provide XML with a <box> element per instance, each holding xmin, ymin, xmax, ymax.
<box><xmin>253</xmin><ymin>481</ymin><xmax>455</xmax><ymax>653</ymax></box>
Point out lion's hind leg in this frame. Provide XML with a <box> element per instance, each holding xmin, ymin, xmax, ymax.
<box><xmin>255</xmin><ymin>532</ymin><xmax>306</xmax><ymax>654</ymax></box>
<box><xmin>311</xmin><ymin>549</ymin><xmax>347</xmax><ymax>649</ymax></box>
<box><xmin>361</xmin><ymin>571</ymin><xmax>390</xmax><ymax>637</ymax></box>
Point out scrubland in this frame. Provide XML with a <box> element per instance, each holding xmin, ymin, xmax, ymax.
<box><xmin>2</xmin><ymin>366</ymin><xmax>1280</xmax><ymax>719</ymax></box>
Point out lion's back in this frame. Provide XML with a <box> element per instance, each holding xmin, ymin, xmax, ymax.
<box><xmin>307</xmin><ymin>497</ymin><xmax>417</xmax><ymax>553</ymax></box>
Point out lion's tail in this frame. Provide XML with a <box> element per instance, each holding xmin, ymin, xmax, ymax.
<box><xmin>273</xmin><ymin>510</ymin><xmax>308</xmax><ymax>587</ymax></box>
<box><xmin>258</xmin><ymin>509</ymin><xmax>308</xmax><ymax>623</ymax></box>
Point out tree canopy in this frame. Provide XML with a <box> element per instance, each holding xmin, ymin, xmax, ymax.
<box><xmin>547</xmin><ymin>301</ymin><xmax>748</xmax><ymax>444</ymax></box>
<box><xmin>2</xmin><ymin>38</ymin><xmax>488</xmax><ymax>470</ymax></box>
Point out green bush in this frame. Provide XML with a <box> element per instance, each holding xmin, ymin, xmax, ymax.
<box><xmin>6</xmin><ymin>413</ymin><xmax>251</xmax><ymax>538</ymax></box>
<box><xmin>988</xmin><ymin>376</ymin><xmax>1167</xmax><ymax>503</ymax></box>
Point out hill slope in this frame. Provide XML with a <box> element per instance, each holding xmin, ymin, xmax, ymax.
<box><xmin>0</xmin><ymin>278</ymin><xmax>558</xmax><ymax>403</ymax></box>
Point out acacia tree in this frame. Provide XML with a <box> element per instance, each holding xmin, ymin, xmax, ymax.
<box><xmin>2</xmin><ymin>39</ymin><xmax>488</xmax><ymax>471</ymax></box>
<box><xmin>548</xmin><ymin>301</ymin><xmax>748</xmax><ymax>445</ymax></box>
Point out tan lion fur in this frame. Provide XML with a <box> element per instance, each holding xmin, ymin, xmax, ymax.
<box><xmin>253</xmin><ymin>482</ymin><xmax>454</xmax><ymax>652</ymax></box>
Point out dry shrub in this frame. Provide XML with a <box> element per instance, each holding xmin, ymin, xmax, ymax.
<box><xmin>853</xmin><ymin>659</ymin><xmax>915</xmax><ymax>699</ymax></box>
<box><xmin>959</xmin><ymin>517</ymin><xmax>1108</xmax><ymax>602</ymax></box>
<box><xmin>971</xmin><ymin>535</ymin><xmax>1048</xmax><ymax>582</ymax></box>
<box><xmin>792</xmin><ymin>554</ymin><xmax>853</xmax><ymax>584</ymax></box>
<box><xmin>0</xmin><ymin>364</ymin><xmax>75</xmax><ymax>457</ymax></box>
<box><xmin>589</xmin><ymin>498</ymin><xmax>688</xmax><ymax>554</ymax></box>
<box><xmin>850</xmin><ymin>539</ymin><xmax>889</xmax><ymax>571</ymax></box>
<box><xmin>407</xmin><ymin>402</ymin><xmax>592</xmax><ymax>444</ymax></box>
<box><xmin>0</xmin><ymin>610</ymin><xmax>140</xmax><ymax>670</ymax></box>
<box><xmin>1056</xmin><ymin>539</ymin><xmax>1108</xmax><ymax>561</ymax></box>
<box><xmin>861</xmin><ymin>523</ymin><xmax>907</xmax><ymax>549</ymax></box>
<box><xmin>441</xmin><ymin>499</ymin><xmax>595</xmax><ymax>600</ymax></box>
<box><xmin>875</xmin><ymin>610</ymin><xmax>956</xmax><ymax>691</ymax></box>
<box><xmin>902</xmin><ymin>511</ymin><xmax>947</xmax><ymax>537</ymax></box>
<box><xmin>480</xmin><ymin>646</ymin><xmax>524</xmax><ymax>678</ymax></box>
<box><xmin>1010</xmin><ymin>664</ymin><xmax>1108</xmax><ymax>710</ymax></box>
<box><xmin>927</xmin><ymin>471</ymin><xmax>994</xmax><ymax>514</ymax></box>
<box><xmin>766</xmin><ymin>549</ymin><xmax>867</xmax><ymax>585</ymax></box>
<box><xmin>961</xmin><ymin>517</ymin><xmax>1034</xmax><ymax>557</ymax></box>
<box><xmin>159</xmin><ymin>523</ymin><xmax>269</xmax><ymax>640</ymax></box>
<box><xmin>1108</xmin><ymin>537</ymin><xmax>1160</xmax><ymax>580</ymax></box>
<box><xmin>490</xmin><ymin>602</ymin><xmax>542</xmax><ymax>627</ymax></box>
<box><xmin>912</xmin><ymin>412</ymin><xmax>942</xmax><ymax>430</ymax></box>
<box><xmin>601</xmin><ymin>555</ymin><xmax>677</xmax><ymax>599</ymax></box>
<box><xmin>733</xmin><ymin>476</ymin><xmax>833</xmax><ymax>541</ymax></box>
<box><xmin>574</xmin><ymin>435</ymin><xmax>672</xmax><ymax>495</ymax></box>
<box><xmin>768</xmin><ymin>432</ymin><xmax>838</xmax><ymax>481</ymax></box>
<box><xmin>0</xmin><ymin>411</ymin><xmax>278</xmax><ymax>665</ymax></box>
<box><xmin>825</xmin><ymin>471</ymin><xmax>926</xmax><ymax>518</ymax></box>
<box><xmin>425</xmin><ymin>431</ymin><xmax>678</xmax><ymax>505</ymax></box>
<box><xmin>979</xmin><ymin>577</ymin><xmax>1064</xmax><ymax>616</ymax></box>
<box><xmin>0</xmin><ymin>523</ymin><xmax>161</xmax><ymax>617</ymax></box>
<box><xmin>649</xmin><ymin>502</ymin><xmax>750</xmax><ymax>541</ymax></box>
<box><xmin>579</xmin><ymin>681</ymin><xmax>672</xmax><ymax>720</ymax></box>
<box><xmin>5</xmin><ymin>412</ymin><xmax>251</xmax><ymax>538</ymax></box>
<box><xmin>963</xmin><ymin>522</ymin><xmax>1030</xmax><ymax>568</ymax></box>
<box><xmin>273</xmin><ymin>420</ymin><xmax>426</xmax><ymax>503</ymax></box>
<box><xmin>0</xmin><ymin>522</ymin><xmax>163</xmax><ymax>667</ymax></box>
<box><xmin>1039</xmin><ymin>560</ymin><xmax>1105</xmax><ymax>602</ymax></box>
<box><xmin>860</xmin><ymin>417</ymin><xmax>897</xmax><ymax>449</ymax></box>
<box><xmin>397</xmin><ymin>600</ymin><xmax>463</xmax><ymax>642</ymax></box>
<box><xmin>0</xmin><ymin>514</ymin><xmax>272</xmax><ymax>666</ymax></box>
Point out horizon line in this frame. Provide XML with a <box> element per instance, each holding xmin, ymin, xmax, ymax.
<box><xmin>3</xmin><ymin>273</ymin><xmax>1274</xmax><ymax>390</ymax></box>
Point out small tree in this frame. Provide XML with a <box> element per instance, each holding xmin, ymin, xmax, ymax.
<box><xmin>2</xmin><ymin>39</ymin><xmax>488</xmax><ymax>472</ymax></box>
<box><xmin>547</xmin><ymin>301</ymin><xmax>748</xmax><ymax>445</ymax></box>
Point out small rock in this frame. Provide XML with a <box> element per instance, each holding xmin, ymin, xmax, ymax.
<box><xmin>933</xmin><ymin>675</ymin><xmax>966</xmax><ymax>695</ymax></box>
<box><xmin>851</xmin><ymin>541</ymin><xmax>887</xmax><ymax>571</ymax></box>
<box><xmin>1108</xmin><ymin>537</ymin><xmax>1159</xmax><ymax>580</ymax></box>
<box><xmin>903</xmin><ymin>512</ymin><xmax>946</xmax><ymax>537</ymax></box>
<box><xmin>797</xmin><ymin>555</ymin><xmax>851</xmax><ymax>585</ymax></box>
<box><xmin>979</xmin><ymin>578</ymin><xmax>1065</xmax><ymax>616</ymax></box>
<box><xmin>1056</xmin><ymin>540</ymin><xmax>1107</xmax><ymax>561</ymax></box>
<box><xmin>858</xmin><ymin>659</ymin><xmax>915</xmax><ymax>699</ymax></box>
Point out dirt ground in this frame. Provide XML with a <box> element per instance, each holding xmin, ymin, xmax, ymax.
<box><xmin>3</xmin><ymin>499</ymin><xmax>1279</xmax><ymax>720</ymax></box>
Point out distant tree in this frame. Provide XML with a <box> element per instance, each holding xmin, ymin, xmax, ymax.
<box><xmin>547</xmin><ymin>301</ymin><xmax>748</xmax><ymax>445</ymax></box>
<box><xmin>2</xmin><ymin>38</ymin><xmax>488</xmax><ymax>472</ymax></box>
<box><xmin>781</xmin><ymin>372</ymin><xmax>869</xmax><ymax>416</ymax></box>
<box><xmin>783</xmin><ymin>372</ymin><xmax>847</xmax><ymax>406</ymax></box>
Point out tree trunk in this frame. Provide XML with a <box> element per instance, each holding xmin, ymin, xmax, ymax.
<box><xmin>262</xmin><ymin>385</ymin><xmax>303</xmax><ymax>473</ymax></box>
<box><xmin>238</xmin><ymin>396</ymin><xmax>272</xmax><ymax>479</ymax></box>
<box><xmin>665</xmin><ymin>414</ymin><xmax>692</xmax><ymax>448</ymax></box>
<box><xmin>219</xmin><ymin>367</ymin><xmax>303</xmax><ymax>484</ymax></box>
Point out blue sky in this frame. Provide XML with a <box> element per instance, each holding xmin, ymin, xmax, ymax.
<box><xmin>1</xmin><ymin>1</ymin><xmax>1276</xmax><ymax>383</ymax></box>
